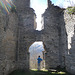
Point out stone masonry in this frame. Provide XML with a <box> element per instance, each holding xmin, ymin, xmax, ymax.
<box><xmin>0</xmin><ymin>0</ymin><xmax>75</xmax><ymax>75</ymax></box>
<box><xmin>64</xmin><ymin>10</ymin><xmax>75</xmax><ymax>74</ymax></box>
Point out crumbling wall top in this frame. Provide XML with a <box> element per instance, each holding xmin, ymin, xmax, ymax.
<box><xmin>13</xmin><ymin>0</ymin><xmax>30</xmax><ymax>11</ymax></box>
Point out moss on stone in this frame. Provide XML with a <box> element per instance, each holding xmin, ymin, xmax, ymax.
<box><xmin>67</xmin><ymin>6</ymin><xmax>75</xmax><ymax>15</ymax></box>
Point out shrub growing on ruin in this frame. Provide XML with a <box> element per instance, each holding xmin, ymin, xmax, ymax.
<box><xmin>67</xmin><ymin>6</ymin><xmax>75</xmax><ymax>15</ymax></box>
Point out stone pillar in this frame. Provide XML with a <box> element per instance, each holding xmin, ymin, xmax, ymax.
<box><xmin>64</xmin><ymin>10</ymin><xmax>75</xmax><ymax>74</ymax></box>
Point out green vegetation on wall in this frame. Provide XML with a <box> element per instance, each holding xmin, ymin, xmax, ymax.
<box><xmin>67</xmin><ymin>6</ymin><xmax>75</xmax><ymax>15</ymax></box>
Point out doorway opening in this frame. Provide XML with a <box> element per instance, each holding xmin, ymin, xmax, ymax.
<box><xmin>29</xmin><ymin>41</ymin><xmax>46</xmax><ymax>70</ymax></box>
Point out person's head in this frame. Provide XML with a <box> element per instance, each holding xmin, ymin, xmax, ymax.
<box><xmin>38</xmin><ymin>56</ymin><xmax>40</xmax><ymax>58</ymax></box>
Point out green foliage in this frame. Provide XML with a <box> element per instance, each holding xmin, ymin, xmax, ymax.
<box><xmin>67</xmin><ymin>6</ymin><xmax>75</xmax><ymax>15</ymax></box>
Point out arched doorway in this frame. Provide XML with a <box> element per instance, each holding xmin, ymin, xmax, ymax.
<box><xmin>29</xmin><ymin>41</ymin><xmax>46</xmax><ymax>70</ymax></box>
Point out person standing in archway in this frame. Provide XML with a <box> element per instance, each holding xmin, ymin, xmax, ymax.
<box><xmin>37</xmin><ymin>56</ymin><xmax>43</xmax><ymax>70</ymax></box>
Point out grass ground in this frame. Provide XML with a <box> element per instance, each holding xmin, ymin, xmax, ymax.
<box><xmin>9</xmin><ymin>69</ymin><xmax>71</xmax><ymax>75</ymax></box>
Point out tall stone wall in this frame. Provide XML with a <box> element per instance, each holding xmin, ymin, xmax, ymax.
<box><xmin>59</xmin><ymin>10</ymin><xmax>68</xmax><ymax>68</ymax></box>
<box><xmin>0</xmin><ymin>11</ymin><xmax>7</xmax><ymax>75</ymax></box>
<box><xmin>0</xmin><ymin>11</ymin><xmax>18</xmax><ymax>75</ymax></box>
<box><xmin>64</xmin><ymin>10</ymin><xmax>75</xmax><ymax>74</ymax></box>
<box><xmin>16</xmin><ymin>8</ymin><xmax>36</xmax><ymax>69</ymax></box>
<box><xmin>0</xmin><ymin>0</ymin><xmax>37</xmax><ymax>74</ymax></box>
<box><xmin>42</xmin><ymin>4</ymin><xmax>66</xmax><ymax>69</ymax></box>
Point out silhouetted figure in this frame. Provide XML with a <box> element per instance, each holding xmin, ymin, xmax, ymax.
<box><xmin>37</xmin><ymin>56</ymin><xmax>43</xmax><ymax>70</ymax></box>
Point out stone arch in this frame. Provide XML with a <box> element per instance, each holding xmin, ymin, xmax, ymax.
<box><xmin>27</xmin><ymin>41</ymin><xmax>35</xmax><ymax>52</ymax></box>
<box><xmin>28</xmin><ymin>41</ymin><xmax>47</xmax><ymax>69</ymax></box>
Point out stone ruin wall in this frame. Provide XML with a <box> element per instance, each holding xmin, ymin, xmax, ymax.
<box><xmin>64</xmin><ymin>10</ymin><xmax>75</xmax><ymax>74</ymax></box>
<box><xmin>42</xmin><ymin>3</ymin><xmax>67</xmax><ymax>69</ymax></box>
<box><xmin>44</xmin><ymin>2</ymin><xmax>75</xmax><ymax>74</ymax></box>
<box><xmin>0</xmin><ymin>0</ymin><xmax>75</xmax><ymax>75</ymax></box>
<box><xmin>0</xmin><ymin>0</ymin><xmax>33</xmax><ymax>74</ymax></box>
<box><xmin>0</xmin><ymin>12</ymin><xmax>18</xmax><ymax>75</ymax></box>
<box><xmin>17</xmin><ymin>8</ymin><xmax>36</xmax><ymax>70</ymax></box>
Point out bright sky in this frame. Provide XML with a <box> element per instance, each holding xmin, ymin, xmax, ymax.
<box><xmin>29</xmin><ymin>41</ymin><xmax>44</xmax><ymax>52</ymax></box>
<box><xmin>30</xmin><ymin>0</ymin><xmax>75</xmax><ymax>30</ymax></box>
<box><xmin>54</xmin><ymin>0</ymin><xmax>75</xmax><ymax>8</ymax></box>
<box><xmin>30</xmin><ymin>0</ymin><xmax>47</xmax><ymax>30</ymax></box>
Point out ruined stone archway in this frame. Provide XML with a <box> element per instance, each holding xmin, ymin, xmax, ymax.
<box><xmin>0</xmin><ymin>0</ymin><xmax>70</xmax><ymax>75</ymax></box>
<box><xmin>29</xmin><ymin>41</ymin><xmax>46</xmax><ymax>69</ymax></box>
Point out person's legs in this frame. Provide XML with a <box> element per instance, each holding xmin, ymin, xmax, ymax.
<box><xmin>38</xmin><ymin>63</ymin><xmax>40</xmax><ymax>70</ymax></box>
